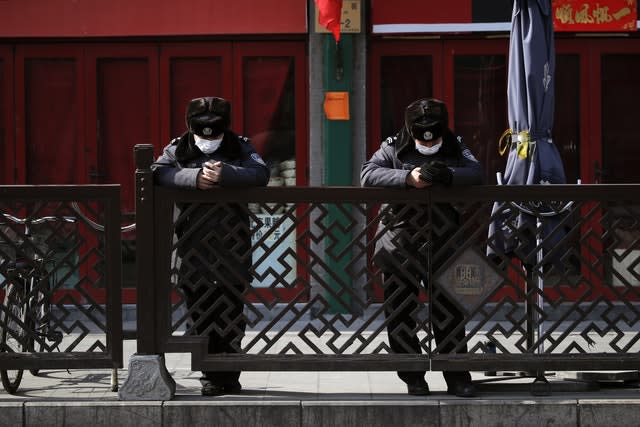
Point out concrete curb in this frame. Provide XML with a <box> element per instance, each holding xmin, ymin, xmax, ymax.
<box><xmin>4</xmin><ymin>398</ymin><xmax>640</xmax><ymax>427</ymax></box>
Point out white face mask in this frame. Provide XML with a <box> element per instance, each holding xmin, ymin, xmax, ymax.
<box><xmin>415</xmin><ymin>139</ymin><xmax>442</xmax><ymax>155</ymax></box>
<box><xmin>194</xmin><ymin>134</ymin><xmax>223</xmax><ymax>154</ymax></box>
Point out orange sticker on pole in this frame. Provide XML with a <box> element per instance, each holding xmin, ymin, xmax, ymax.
<box><xmin>323</xmin><ymin>92</ymin><xmax>350</xmax><ymax>120</ymax></box>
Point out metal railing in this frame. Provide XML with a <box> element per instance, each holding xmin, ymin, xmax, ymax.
<box><xmin>134</xmin><ymin>144</ymin><xmax>640</xmax><ymax>377</ymax></box>
<box><xmin>0</xmin><ymin>185</ymin><xmax>123</xmax><ymax>383</ymax></box>
<box><xmin>2</xmin><ymin>146</ymin><xmax>640</xmax><ymax>396</ymax></box>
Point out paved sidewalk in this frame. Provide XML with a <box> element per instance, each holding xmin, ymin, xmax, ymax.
<box><xmin>3</xmin><ymin>340</ymin><xmax>640</xmax><ymax>426</ymax></box>
<box><xmin>3</xmin><ymin>366</ymin><xmax>640</xmax><ymax>401</ymax></box>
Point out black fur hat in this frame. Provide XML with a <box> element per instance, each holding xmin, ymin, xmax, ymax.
<box><xmin>185</xmin><ymin>97</ymin><xmax>231</xmax><ymax>137</ymax></box>
<box><xmin>404</xmin><ymin>98</ymin><xmax>448</xmax><ymax>142</ymax></box>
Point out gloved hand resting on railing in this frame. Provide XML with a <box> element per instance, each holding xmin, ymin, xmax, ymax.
<box><xmin>419</xmin><ymin>160</ymin><xmax>452</xmax><ymax>185</ymax></box>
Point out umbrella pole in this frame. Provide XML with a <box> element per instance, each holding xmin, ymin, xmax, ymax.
<box><xmin>525</xmin><ymin>268</ymin><xmax>537</xmax><ymax>352</ymax></box>
<box><xmin>536</xmin><ymin>217</ymin><xmax>544</xmax><ymax>355</ymax></box>
<box><xmin>531</xmin><ymin>218</ymin><xmax>552</xmax><ymax>395</ymax></box>
<box><xmin>493</xmin><ymin>172</ymin><xmax>551</xmax><ymax>394</ymax></box>
<box><xmin>525</xmin><ymin>217</ymin><xmax>545</xmax><ymax>354</ymax></box>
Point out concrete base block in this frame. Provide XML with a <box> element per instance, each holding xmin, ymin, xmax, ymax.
<box><xmin>118</xmin><ymin>354</ymin><xmax>176</xmax><ymax>401</ymax></box>
<box><xmin>440</xmin><ymin>399</ymin><xmax>578</xmax><ymax>427</ymax></box>
<box><xmin>24</xmin><ymin>402</ymin><xmax>162</xmax><ymax>427</ymax></box>
<box><xmin>163</xmin><ymin>400</ymin><xmax>300</xmax><ymax>427</ymax></box>
<box><xmin>0</xmin><ymin>402</ymin><xmax>23</xmax><ymax>427</ymax></box>
<box><xmin>579</xmin><ymin>400</ymin><xmax>640</xmax><ymax>427</ymax></box>
<box><xmin>302</xmin><ymin>401</ymin><xmax>440</xmax><ymax>427</ymax></box>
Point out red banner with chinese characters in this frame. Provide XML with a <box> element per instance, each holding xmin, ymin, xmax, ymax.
<box><xmin>553</xmin><ymin>0</ymin><xmax>637</xmax><ymax>32</ymax></box>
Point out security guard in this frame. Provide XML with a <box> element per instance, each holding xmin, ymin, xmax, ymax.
<box><xmin>154</xmin><ymin>96</ymin><xmax>270</xmax><ymax>396</ymax></box>
<box><xmin>360</xmin><ymin>98</ymin><xmax>483</xmax><ymax>397</ymax></box>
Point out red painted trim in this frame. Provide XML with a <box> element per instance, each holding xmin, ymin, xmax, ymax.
<box><xmin>294</xmin><ymin>45</ymin><xmax>309</xmax><ymax>188</ymax></box>
<box><xmin>246</xmin><ymin>286</ymin><xmax>308</xmax><ymax>304</ymax></box>
<box><xmin>371</xmin><ymin>0</ymin><xmax>472</xmax><ymax>25</ymax></box>
<box><xmin>0</xmin><ymin>0</ymin><xmax>307</xmax><ymax>38</ymax></box>
<box><xmin>0</xmin><ymin>46</ymin><xmax>13</xmax><ymax>184</ymax></box>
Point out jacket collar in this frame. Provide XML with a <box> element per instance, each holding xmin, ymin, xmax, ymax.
<box><xmin>174</xmin><ymin>130</ymin><xmax>242</xmax><ymax>162</ymax></box>
<box><xmin>396</xmin><ymin>127</ymin><xmax>458</xmax><ymax>158</ymax></box>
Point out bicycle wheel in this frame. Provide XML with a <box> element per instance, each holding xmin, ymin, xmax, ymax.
<box><xmin>28</xmin><ymin>285</ymin><xmax>48</xmax><ymax>377</ymax></box>
<box><xmin>0</xmin><ymin>282</ymin><xmax>28</xmax><ymax>394</ymax></box>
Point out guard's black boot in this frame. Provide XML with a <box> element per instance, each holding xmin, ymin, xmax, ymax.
<box><xmin>448</xmin><ymin>382</ymin><xmax>477</xmax><ymax>398</ymax></box>
<box><xmin>223</xmin><ymin>381</ymin><xmax>242</xmax><ymax>394</ymax></box>
<box><xmin>406</xmin><ymin>378</ymin><xmax>430</xmax><ymax>396</ymax></box>
<box><xmin>201</xmin><ymin>381</ymin><xmax>225</xmax><ymax>396</ymax></box>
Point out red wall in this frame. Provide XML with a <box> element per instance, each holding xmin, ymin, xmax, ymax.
<box><xmin>371</xmin><ymin>0</ymin><xmax>472</xmax><ymax>24</ymax></box>
<box><xmin>0</xmin><ymin>0</ymin><xmax>307</xmax><ymax>37</ymax></box>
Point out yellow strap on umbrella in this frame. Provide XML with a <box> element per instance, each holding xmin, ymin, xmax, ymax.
<box><xmin>516</xmin><ymin>130</ymin><xmax>530</xmax><ymax>159</ymax></box>
<box><xmin>498</xmin><ymin>128</ymin><xmax>512</xmax><ymax>156</ymax></box>
<box><xmin>498</xmin><ymin>129</ymin><xmax>531</xmax><ymax>159</ymax></box>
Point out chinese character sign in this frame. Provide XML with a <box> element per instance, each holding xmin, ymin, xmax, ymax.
<box><xmin>553</xmin><ymin>0</ymin><xmax>637</xmax><ymax>32</ymax></box>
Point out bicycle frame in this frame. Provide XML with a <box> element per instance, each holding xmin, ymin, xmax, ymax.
<box><xmin>0</xmin><ymin>214</ymin><xmax>67</xmax><ymax>393</ymax></box>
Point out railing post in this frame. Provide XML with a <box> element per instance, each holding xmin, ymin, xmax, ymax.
<box><xmin>133</xmin><ymin>144</ymin><xmax>157</xmax><ymax>355</ymax></box>
<box><xmin>119</xmin><ymin>144</ymin><xmax>175</xmax><ymax>400</ymax></box>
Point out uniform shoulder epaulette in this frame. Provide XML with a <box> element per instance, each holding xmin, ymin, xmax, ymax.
<box><xmin>170</xmin><ymin>136</ymin><xmax>181</xmax><ymax>145</ymax></box>
<box><xmin>455</xmin><ymin>134</ymin><xmax>479</xmax><ymax>162</ymax></box>
<box><xmin>237</xmin><ymin>135</ymin><xmax>250</xmax><ymax>144</ymax></box>
<box><xmin>383</xmin><ymin>136</ymin><xmax>396</xmax><ymax>146</ymax></box>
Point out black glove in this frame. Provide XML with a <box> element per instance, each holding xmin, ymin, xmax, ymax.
<box><xmin>419</xmin><ymin>161</ymin><xmax>452</xmax><ymax>185</ymax></box>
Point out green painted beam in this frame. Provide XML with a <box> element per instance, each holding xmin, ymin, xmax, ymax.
<box><xmin>322</xmin><ymin>35</ymin><xmax>353</xmax><ymax>313</ymax></box>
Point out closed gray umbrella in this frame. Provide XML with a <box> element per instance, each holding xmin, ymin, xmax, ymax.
<box><xmin>488</xmin><ymin>0</ymin><xmax>567</xmax><ymax>265</ymax></box>
<box><xmin>487</xmin><ymin>1</ymin><xmax>574</xmax><ymax>371</ymax></box>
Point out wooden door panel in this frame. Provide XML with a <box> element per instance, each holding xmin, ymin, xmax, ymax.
<box><xmin>159</xmin><ymin>43</ymin><xmax>233</xmax><ymax>146</ymax></box>
<box><xmin>368</xmin><ymin>40</ymin><xmax>444</xmax><ymax>156</ymax></box>
<box><xmin>15</xmin><ymin>46</ymin><xmax>85</xmax><ymax>184</ymax></box>
<box><xmin>233</xmin><ymin>42</ymin><xmax>307</xmax><ymax>177</ymax></box>
<box><xmin>444</xmin><ymin>39</ymin><xmax>509</xmax><ymax>186</ymax></box>
<box><xmin>0</xmin><ymin>46</ymin><xmax>13</xmax><ymax>184</ymax></box>
<box><xmin>86</xmin><ymin>45</ymin><xmax>159</xmax><ymax>217</ymax></box>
